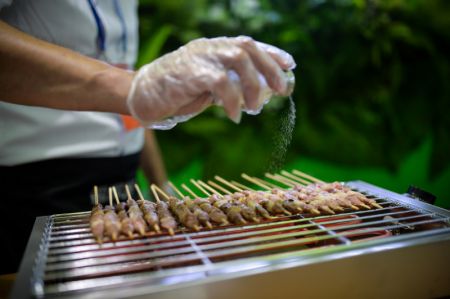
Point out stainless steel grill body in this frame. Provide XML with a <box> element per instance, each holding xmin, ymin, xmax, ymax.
<box><xmin>10</xmin><ymin>181</ymin><xmax>450</xmax><ymax>299</ymax></box>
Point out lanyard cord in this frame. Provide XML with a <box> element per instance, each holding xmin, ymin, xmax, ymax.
<box><xmin>113</xmin><ymin>0</ymin><xmax>128</xmax><ymax>54</ymax></box>
<box><xmin>87</xmin><ymin>0</ymin><xmax>106</xmax><ymax>53</ymax></box>
<box><xmin>87</xmin><ymin>0</ymin><xmax>127</xmax><ymax>57</ymax></box>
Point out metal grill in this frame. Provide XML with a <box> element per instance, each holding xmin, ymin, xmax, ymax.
<box><xmin>11</xmin><ymin>180</ymin><xmax>450</xmax><ymax>299</ymax></box>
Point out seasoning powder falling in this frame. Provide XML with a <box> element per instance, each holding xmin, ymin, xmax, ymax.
<box><xmin>267</xmin><ymin>96</ymin><xmax>297</xmax><ymax>172</ymax></box>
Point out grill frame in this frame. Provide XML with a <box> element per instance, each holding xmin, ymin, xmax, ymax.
<box><xmin>10</xmin><ymin>180</ymin><xmax>450</xmax><ymax>299</ymax></box>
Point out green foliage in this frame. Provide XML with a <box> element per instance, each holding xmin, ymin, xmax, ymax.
<box><xmin>137</xmin><ymin>0</ymin><xmax>450</xmax><ymax>206</ymax></box>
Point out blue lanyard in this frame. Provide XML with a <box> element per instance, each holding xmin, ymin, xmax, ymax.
<box><xmin>113</xmin><ymin>0</ymin><xmax>128</xmax><ymax>53</ymax></box>
<box><xmin>87</xmin><ymin>0</ymin><xmax>128</xmax><ymax>56</ymax></box>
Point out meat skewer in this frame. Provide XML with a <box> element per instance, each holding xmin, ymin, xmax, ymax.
<box><xmin>112</xmin><ymin>186</ymin><xmax>134</xmax><ymax>239</ymax></box>
<box><xmin>180</xmin><ymin>183</ymin><xmax>229</xmax><ymax>225</ymax></box>
<box><xmin>150</xmin><ymin>185</ymin><xmax>177</xmax><ymax>235</ymax></box>
<box><xmin>284</xmin><ymin>170</ymin><xmax>383</xmax><ymax>210</ymax></box>
<box><xmin>266</xmin><ymin>174</ymin><xmax>362</xmax><ymax>213</ymax></box>
<box><xmin>200</xmin><ymin>180</ymin><xmax>259</xmax><ymax>222</ymax></box>
<box><xmin>153</xmin><ymin>184</ymin><xmax>200</xmax><ymax>231</ymax></box>
<box><xmin>134</xmin><ymin>184</ymin><xmax>161</xmax><ymax>233</ymax></box>
<box><xmin>211</xmin><ymin>182</ymin><xmax>273</xmax><ymax>220</ymax></box>
<box><xmin>239</xmin><ymin>191</ymin><xmax>274</xmax><ymax>220</ymax></box>
<box><xmin>184</xmin><ymin>197</ymin><xmax>214</xmax><ymax>229</ymax></box>
<box><xmin>209</xmin><ymin>194</ymin><xmax>247</xmax><ymax>225</ymax></box>
<box><xmin>124</xmin><ymin>185</ymin><xmax>147</xmax><ymax>236</ymax></box>
<box><xmin>104</xmin><ymin>187</ymin><xmax>121</xmax><ymax>241</ymax></box>
<box><xmin>168</xmin><ymin>182</ymin><xmax>213</xmax><ymax>229</ymax></box>
<box><xmin>240</xmin><ymin>175</ymin><xmax>292</xmax><ymax>216</ymax></box>
<box><xmin>90</xmin><ymin>185</ymin><xmax>104</xmax><ymax>244</ymax></box>
<box><xmin>168</xmin><ymin>196</ymin><xmax>200</xmax><ymax>231</ymax></box>
<box><xmin>187</xmin><ymin>181</ymin><xmax>247</xmax><ymax>225</ymax></box>
<box><xmin>197</xmin><ymin>180</ymin><xmax>258</xmax><ymax>223</ymax></box>
<box><xmin>265</xmin><ymin>177</ymin><xmax>332</xmax><ymax>215</ymax></box>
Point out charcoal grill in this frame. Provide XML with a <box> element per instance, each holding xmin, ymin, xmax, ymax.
<box><xmin>10</xmin><ymin>178</ymin><xmax>450</xmax><ymax>299</ymax></box>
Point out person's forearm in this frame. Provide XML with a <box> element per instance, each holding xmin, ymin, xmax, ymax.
<box><xmin>0</xmin><ymin>20</ymin><xmax>133</xmax><ymax>114</ymax></box>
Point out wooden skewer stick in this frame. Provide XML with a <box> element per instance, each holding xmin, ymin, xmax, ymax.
<box><xmin>124</xmin><ymin>184</ymin><xmax>133</xmax><ymax>200</ymax></box>
<box><xmin>231</xmin><ymin>181</ymin><xmax>255</xmax><ymax>191</ymax></box>
<box><xmin>273</xmin><ymin>174</ymin><xmax>298</xmax><ymax>187</ymax></box>
<box><xmin>150</xmin><ymin>185</ymin><xmax>174</xmax><ymax>235</ymax></box>
<box><xmin>214</xmin><ymin>175</ymin><xmax>243</xmax><ymax>192</ymax></box>
<box><xmin>152</xmin><ymin>184</ymin><xmax>170</xmax><ymax>201</ymax></box>
<box><xmin>190</xmin><ymin>179</ymin><xmax>211</xmax><ymax>197</ymax></box>
<box><xmin>265</xmin><ymin>173</ymin><xmax>295</xmax><ymax>187</ymax></box>
<box><xmin>280</xmin><ymin>170</ymin><xmax>309</xmax><ymax>185</ymax></box>
<box><xmin>134</xmin><ymin>184</ymin><xmax>145</xmax><ymax>201</ymax></box>
<box><xmin>254</xmin><ymin>177</ymin><xmax>280</xmax><ymax>189</ymax></box>
<box><xmin>94</xmin><ymin>185</ymin><xmax>99</xmax><ymax>206</ymax></box>
<box><xmin>241</xmin><ymin>173</ymin><xmax>271</xmax><ymax>191</ymax></box>
<box><xmin>181</xmin><ymin>184</ymin><xmax>199</xmax><ymax>198</ymax></box>
<box><xmin>168</xmin><ymin>181</ymin><xmax>185</xmax><ymax>198</ymax></box>
<box><xmin>108</xmin><ymin>187</ymin><xmax>113</xmax><ymax>207</ymax></box>
<box><xmin>111</xmin><ymin>186</ymin><xmax>121</xmax><ymax>205</ymax></box>
<box><xmin>134</xmin><ymin>184</ymin><xmax>161</xmax><ymax>233</ymax></box>
<box><xmin>207</xmin><ymin>180</ymin><xmax>232</xmax><ymax>195</ymax></box>
<box><xmin>225</xmin><ymin>180</ymin><xmax>252</xmax><ymax>191</ymax></box>
<box><xmin>197</xmin><ymin>180</ymin><xmax>222</xmax><ymax>196</ymax></box>
<box><xmin>150</xmin><ymin>185</ymin><xmax>161</xmax><ymax>203</ymax></box>
<box><xmin>292</xmin><ymin>169</ymin><xmax>325</xmax><ymax>184</ymax></box>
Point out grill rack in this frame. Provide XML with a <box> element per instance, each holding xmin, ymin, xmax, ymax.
<box><xmin>11</xmin><ymin>180</ymin><xmax>450</xmax><ymax>299</ymax></box>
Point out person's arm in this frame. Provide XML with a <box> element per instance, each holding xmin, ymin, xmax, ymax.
<box><xmin>140</xmin><ymin>129</ymin><xmax>168</xmax><ymax>187</ymax></box>
<box><xmin>0</xmin><ymin>20</ymin><xmax>133</xmax><ymax>113</ymax></box>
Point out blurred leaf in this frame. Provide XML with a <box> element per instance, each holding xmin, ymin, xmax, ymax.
<box><xmin>137</xmin><ymin>24</ymin><xmax>172</xmax><ymax>67</ymax></box>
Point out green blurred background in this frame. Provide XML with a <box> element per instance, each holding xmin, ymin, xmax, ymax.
<box><xmin>136</xmin><ymin>0</ymin><xmax>450</xmax><ymax>208</ymax></box>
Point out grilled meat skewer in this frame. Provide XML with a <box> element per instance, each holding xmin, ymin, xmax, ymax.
<box><xmin>211</xmin><ymin>194</ymin><xmax>246</xmax><ymax>225</ymax></box>
<box><xmin>150</xmin><ymin>185</ymin><xmax>179</xmax><ymax>235</ymax></box>
<box><xmin>240</xmin><ymin>191</ymin><xmax>273</xmax><ymax>219</ymax></box>
<box><xmin>184</xmin><ymin>198</ymin><xmax>213</xmax><ymax>228</ymax></box>
<box><xmin>112</xmin><ymin>187</ymin><xmax>134</xmax><ymax>239</ymax></box>
<box><xmin>133</xmin><ymin>184</ymin><xmax>161</xmax><ymax>232</ymax></box>
<box><xmin>156</xmin><ymin>200</ymin><xmax>178</xmax><ymax>234</ymax></box>
<box><xmin>168</xmin><ymin>196</ymin><xmax>200</xmax><ymax>231</ymax></box>
<box><xmin>115</xmin><ymin>203</ymin><xmax>134</xmax><ymax>238</ymax></box>
<box><xmin>193</xmin><ymin>198</ymin><xmax>229</xmax><ymax>225</ymax></box>
<box><xmin>126</xmin><ymin>198</ymin><xmax>148</xmax><ymax>236</ymax></box>
<box><xmin>138</xmin><ymin>200</ymin><xmax>161</xmax><ymax>233</ymax></box>
<box><xmin>90</xmin><ymin>186</ymin><xmax>105</xmax><ymax>243</ymax></box>
<box><xmin>124</xmin><ymin>185</ymin><xmax>148</xmax><ymax>236</ymax></box>
<box><xmin>90</xmin><ymin>203</ymin><xmax>104</xmax><ymax>243</ymax></box>
<box><xmin>104</xmin><ymin>188</ymin><xmax>121</xmax><ymax>241</ymax></box>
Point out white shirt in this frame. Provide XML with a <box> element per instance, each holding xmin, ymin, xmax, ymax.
<box><xmin>0</xmin><ymin>0</ymin><xmax>144</xmax><ymax>166</ymax></box>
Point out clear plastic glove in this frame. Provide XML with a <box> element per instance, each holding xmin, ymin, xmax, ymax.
<box><xmin>127</xmin><ymin>36</ymin><xmax>296</xmax><ymax>128</ymax></box>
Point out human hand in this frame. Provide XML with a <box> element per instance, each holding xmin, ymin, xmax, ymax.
<box><xmin>127</xmin><ymin>36</ymin><xmax>296</xmax><ymax>126</ymax></box>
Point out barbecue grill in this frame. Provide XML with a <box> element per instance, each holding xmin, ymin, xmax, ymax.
<box><xmin>10</xmin><ymin>173</ymin><xmax>450</xmax><ymax>299</ymax></box>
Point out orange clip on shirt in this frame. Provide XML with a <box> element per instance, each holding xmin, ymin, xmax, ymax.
<box><xmin>121</xmin><ymin>114</ymin><xmax>141</xmax><ymax>131</ymax></box>
<box><xmin>113</xmin><ymin>63</ymin><xmax>142</xmax><ymax>132</ymax></box>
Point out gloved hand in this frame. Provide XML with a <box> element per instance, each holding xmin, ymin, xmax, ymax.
<box><xmin>127</xmin><ymin>36</ymin><xmax>296</xmax><ymax>127</ymax></box>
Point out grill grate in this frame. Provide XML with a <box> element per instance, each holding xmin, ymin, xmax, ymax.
<box><xmin>24</xmin><ymin>181</ymin><xmax>450</xmax><ymax>298</ymax></box>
